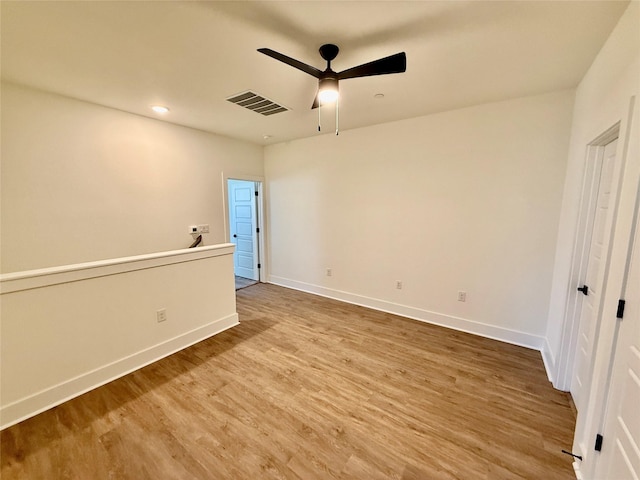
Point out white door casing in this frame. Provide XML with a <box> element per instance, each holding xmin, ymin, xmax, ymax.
<box><xmin>228</xmin><ymin>179</ymin><xmax>259</xmax><ymax>281</ymax></box>
<box><xmin>572</xmin><ymin>138</ymin><xmax>619</xmax><ymax>411</ymax></box>
<box><xmin>556</xmin><ymin>139</ymin><xmax>608</xmax><ymax>391</ymax></box>
<box><xmin>556</xmin><ymin>125</ymin><xmax>622</xmax><ymax>393</ymax></box>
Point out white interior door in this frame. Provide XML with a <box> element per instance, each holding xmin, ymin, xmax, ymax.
<box><xmin>228</xmin><ymin>179</ymin><xmax>258</xmax><ymax>281</ymax></box>
<box><xmin>593</xmin><ymin>199</ymin><xmax>640</xmax><ymax>480</ymax></box>
<box><xmin>572</xmin><ymin>139</ymin><xmax>619</xmax><ymax>409</ymax></box>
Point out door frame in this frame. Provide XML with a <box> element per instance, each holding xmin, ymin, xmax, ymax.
<box><xmin>555</xmin><ymin>123</ymin><xmax>620</xmax><ymax>393</ymax></box>
<box><xmin>222</xmin><ymin>172</ymin><xmax>266</xmax><ymax>283</ymax></box>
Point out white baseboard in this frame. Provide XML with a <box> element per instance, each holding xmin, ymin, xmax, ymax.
<box><xmin>541</xmin><ymin>336</ymin><xmax>556</xmax><ymax>383</ymax></box>
<box><xmin>573</xmin><ymin>461</ymin><xmax>583</xmax><ymax>480</ymax></box>
<box><xmin>0</xmin><ymin>313</ymin><xmax>239</xmax><ymax>430</ymax></box>
<box><xmin>268</xmin><ymin>275</ymin><xmax>545</xmax><ymax>351</ymax></box>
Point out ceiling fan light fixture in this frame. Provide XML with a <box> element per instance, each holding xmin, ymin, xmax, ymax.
<box><xmin>318</xmin><ymin>89</ymin><xmax>339</xmax><ymax>103</ymax></box>
<box><xmin>318</xmin><ymin>77</ymin><xmax>339</xmax><ymax>104</ymax></box>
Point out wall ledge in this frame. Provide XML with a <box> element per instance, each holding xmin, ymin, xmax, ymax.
<box><xmin>1</xmin><ymin>243</ymin><xmax>235</xmax><ymax>294</ymax></box>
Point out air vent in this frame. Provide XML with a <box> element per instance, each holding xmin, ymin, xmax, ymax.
<box><xmin>226</xmin><ymin>91</ymin><xmax>289</xmax><ymax>116</ymax></box>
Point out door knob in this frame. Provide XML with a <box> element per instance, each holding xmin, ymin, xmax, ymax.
<box><xmin>233</xmin><ymin>234</ymin><xmax>237</xmax><ymax>238</ymax></box>
<box><xmin>577</xmin><ymin>285</ymin><xmax>589</xmax><ymax>296</ymax></box>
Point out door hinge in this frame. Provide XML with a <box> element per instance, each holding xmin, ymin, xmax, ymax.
<box><xmin>594</xmin><ymin>434</ymin><xmax>603</xmax><ymax>452</ymax></box>
<box><xmin>255</xmin><ymin>191</ymin><xmax>259</xmax><ymax>196</ymax></box>
<box><xmin>616</xmin><ymin>299</ymin><xmax>626</xmax><ymax>319</ymax></box>
<box><xmin>256</xmin><ymin>227</ymin><xmax>260</xmax><ymax>233</ymax></box>
<box><xmin>577</xmin><ymin>285</ymin><xmax>589</xmax><ymax>295</ymax></box>
<box><xmin>257</xmin><ymin>263</ymin><xmax>261</xmax><ymax>269</ymax></box>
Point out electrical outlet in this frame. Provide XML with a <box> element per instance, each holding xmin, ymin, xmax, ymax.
<box><xmin>396</xmin><ymin>280</ymin><xmax>403</xmax><ymax>289</ymax></box>
<box><xmin>326</xmin><ymin>268</ymin><xmax>332</xmax><ymax>277</ymax></box>
<box><xmin>188</xmin><ymin>225</ymin><xmax>209</xmax><ymax>234</ymax></box>
<box><xmin>157</xmin><ymin>308</ymin><xmax>167</xmax><ymax>323</ymax></box>
<box><xmin>457</xmin><ymin>291</ymin><xmax>467</xmax><ymax>302</ymax></box>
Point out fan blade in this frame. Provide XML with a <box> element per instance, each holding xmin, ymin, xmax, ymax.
<box><xmin>337</xmin><ymin>52</ymin><xmax>406</xmax><ymax>80</ymax></box>
<box><xmin>258</xmin><ymin>48</ymin><xmax>322</xmax><ymax>78</ymax></box>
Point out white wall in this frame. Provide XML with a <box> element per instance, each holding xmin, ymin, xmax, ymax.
<box><xmin>0</xmin><ymin>82</ymin><xmax>263</xmax><ymax>273</ymax></box>
<box><xmin>546</xmin><ymin>1</ymin><xmax>640</xmax><ymax>384</ymax></box>
<box><xmin>265</xmin><ymin>90</ymin><xmax>574</xmax><ymax>350</ymax></box>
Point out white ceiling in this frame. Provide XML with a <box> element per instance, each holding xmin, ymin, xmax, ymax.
<box><xmin>1</xmin><ymin>1</ymin><xmax>629</xmax><ymax>145</ymax></box>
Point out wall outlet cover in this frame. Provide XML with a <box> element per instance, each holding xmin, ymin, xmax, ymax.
<box><xmin>156</xmin><ymin>309</ymin><xmax>167</xmax><ymax>323</ymax></box>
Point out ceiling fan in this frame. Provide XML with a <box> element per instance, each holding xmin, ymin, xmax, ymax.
<box><xmin>258</xmin><ymin>44</ymin><xmax>406</xmax><ymax>134</ymax></box>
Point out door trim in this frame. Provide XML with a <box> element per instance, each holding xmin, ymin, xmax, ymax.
<box><xmin>223</xmin><ymin>172</ymin><xmax>266</xmax><ymax>283</ymax></box>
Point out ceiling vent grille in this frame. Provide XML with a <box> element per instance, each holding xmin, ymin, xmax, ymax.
<box><xmin>226</xmin><ymin>91</ymin><xmax>289</xmax><ymax>116</ymax></box>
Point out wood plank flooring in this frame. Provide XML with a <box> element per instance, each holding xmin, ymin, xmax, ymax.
<box><xmin>1</xmin><ymin>283</ymin><xmax>576</xmax><ymax>479</ymax></box>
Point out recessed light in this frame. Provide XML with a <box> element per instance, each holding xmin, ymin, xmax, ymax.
<box><xmin>374</xmin><ymin>93</ymin><xmax>385</xmax><ymax>99</ymax></box>
<box><xmin>263</xmin><ymin>135</ymin><xmax>272</xmax><ymax>140</ymax></box>
<box><xmin>151</xmin><ymin>105</ymin><xmax>170</xmax><ymax>114</ymax></box>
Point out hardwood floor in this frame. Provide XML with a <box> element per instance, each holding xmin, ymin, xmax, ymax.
<box><xmin>1</xmin><ymin>283</ymin><xmax>576</xmax><ymax>479</ymax></box>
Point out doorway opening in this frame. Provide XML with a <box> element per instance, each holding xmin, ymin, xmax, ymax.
<box><xmin>226</xmin><ymin>177</ymin><xmax>264</xmax><ymax>290</ymax></box>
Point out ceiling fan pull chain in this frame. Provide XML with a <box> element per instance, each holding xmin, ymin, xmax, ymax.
<box><xmin>318</xmin><ymin>101</ymin><xmax>321</xmax><ymax>132</ymax></box>
<box><xmin>335</xmin><ymin>97</ymin><xmax>339</xmax><ymax>136</ymax></box>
